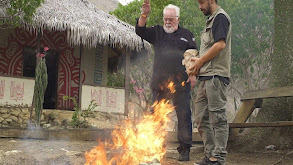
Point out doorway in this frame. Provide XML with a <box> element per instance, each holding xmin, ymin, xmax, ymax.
<box><xmin>22</xmin><ymin>47</ymin><xmax>59</xmax><ymax>109</ymax></box>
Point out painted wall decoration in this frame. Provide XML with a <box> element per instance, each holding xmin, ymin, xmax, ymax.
<box><xmin>0</xmin><ymin>80</ymin><xmax>5</xmax><ymax>99</ymax></box>
<box><xmin>10</xmin><ymin>81</ymin><xmax>24</xmax><ymax>101</ymax></box>
<box><xmin>0</xmin><ymin>28</ymin><xmax>80</xmax><ymax>109</ymax></box>
<box><xmin>106</xmin><ymin>90</ymin><xmax>117</xmax><ymax>108</ymax></box>
<box><xmin>0</xmin><ymin>76</ymin><xmax>35</xmax><ymax>106</ymax></box>
<box><xmin>91</xmin><ymin>89</ymin><xmax>102</xmax><ymax>106</ymax></box>
<box><xmin>82</xmin><ymin>85</ymin><xmax>125</xmax><ymax>114</ymax></box>
<box><xmin>94</xmin><ymin>44</ymin><xmax>103</xmax><ymax>85</ymax></box>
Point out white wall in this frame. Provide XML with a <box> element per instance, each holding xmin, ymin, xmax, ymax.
<box><xmin>80</xmin><ymin>45</ymin><xmax>108</xmax><ymax>86</ymax></box>
<box><xmin>81</xmin><ymin>85</ymin><xmax>125</xmax><ymax>114</ymax></box>
<box><xmin>0</xmin><ymin>76</ymin><xmax>35</xmax><ymax>107</ymax></box>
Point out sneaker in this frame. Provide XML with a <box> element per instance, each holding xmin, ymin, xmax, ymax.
<box><xmin>194</xmin><ymin>157</ymin><xmax>209</xmax><ymax>165</ymax></box>
<box><xmin>194</xmin><ymin>157</ymin><xmax>220</xmax><ymax>165</ymax></box>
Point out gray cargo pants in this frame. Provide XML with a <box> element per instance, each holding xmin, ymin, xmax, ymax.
<box><xmin>194</xmin><ymin>78</ymin><xmax>228</xmax><ymax>165</ymax></box>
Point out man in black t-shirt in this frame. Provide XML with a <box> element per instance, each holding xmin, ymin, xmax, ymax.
<box><xmin>190</xmin><ymin>0</ymin><xmax>232</xmax><ymax>165</ymax></box>
<box><xmin>135</xmin><ymin>0</ymin><xmax>197</xmax><ymax>161</ymax></box>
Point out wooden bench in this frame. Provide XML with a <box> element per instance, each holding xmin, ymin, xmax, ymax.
<box><xmin>229</xmin><ymin>86</ymin><xmax>293</xmax><ymax>141</ymax></box>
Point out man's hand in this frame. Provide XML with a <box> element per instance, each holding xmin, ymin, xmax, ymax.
<box><xmin>187</xmin><ymin>75</ymin><xmax>197</xmax><ymax>89</ymax></box>
<box><xmin>189</xmin><ymin>57</ymin><xmax>204</xmax><ymax>75</ymax></box>
<box><xmin>141</xmin><ymin>0</ymin><xmax>151</xmax><ymax>16</ymax></box>
<box><xmin>138</xmin><ymin>0</ymin><xmax>151</xmax><ymax>27</ymax></box>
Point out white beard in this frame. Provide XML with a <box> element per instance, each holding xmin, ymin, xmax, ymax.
<box><xmin>163</xmin><ymin>25</ymin><xmax>175</xmax><ymax>33</ymax></box>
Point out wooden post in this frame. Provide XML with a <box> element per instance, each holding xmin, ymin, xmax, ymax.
<box><xmin>78</xmin><ymin>44</ymin><xmax>83</xmax><ymax>109</ymax></box>
<box><xmin>229</xmin><ymin>100</ymin><xmax>256</xmax><ymax>141</ymax></box>
<box><xmin>124</xmin><ymin>51</ymin><xmax>131</xmax><ymax>117</ymax></box>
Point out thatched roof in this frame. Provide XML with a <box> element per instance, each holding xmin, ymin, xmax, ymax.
<box><xmin>2</xmin><ymin>0</ymin><xmax>151</xmax><ymax>52</ymax></box>
<box><xmin>88</xmin><ymin>0</ymin><xmax>118</xmax><ymax>13</ymax></box>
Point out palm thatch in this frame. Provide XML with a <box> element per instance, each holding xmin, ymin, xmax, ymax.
<box><xmin>2</xmin><ymin>0</ymin><xmax>151</xmax><ymax>52</ymax></box>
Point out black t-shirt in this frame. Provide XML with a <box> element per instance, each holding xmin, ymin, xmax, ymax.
<box><xmin>212</xmin><ymin>13</ymin><xmax>230</xmax><ymax>43</ymax></box>
<box><xmin>136</xmin><ymin>24</ymin><xmax>197</xmax><ymax>90</ymax></box>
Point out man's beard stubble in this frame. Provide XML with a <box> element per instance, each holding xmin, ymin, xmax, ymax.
<box><xmin>202</xmin><ymin>3</ymin><xmax>212</xmax><ymax>16</ymax></box>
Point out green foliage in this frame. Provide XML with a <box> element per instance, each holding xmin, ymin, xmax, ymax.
<box><xmin>34</xmin><ymin>57</ymin><xmax>48</xmax><ymax>126</ymax></box>
<box><xmin>107</xmin><ymin>71</ymin><xmax>125</xmax><ymax>87</ymax></box>
<box><xmin>63</xmin><ymin>96</ymin><xmax>97</xmax><ymax>128</ymax></box>
<box><xmin>130</xmin><ymin>51</ymin><xmax>153</xmax><ymax>112</ymax></box>
<box><xmin>1</xmin><ymin>0</ymin><xmax>44</xmax><ymax>27</ymax></box>
<box><xmin>226</xmin><ymin>0</ymin><xmax>274</xmax><ymax>90</ymax></box>
<box><xmin>112</xmin><ymin>0</ymin><xmax>274</xmax><ymax>95</ymax></box>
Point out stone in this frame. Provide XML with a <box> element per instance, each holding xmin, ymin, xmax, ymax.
<box><xmin>22</xmin><ymin>108</ymin><xmax>30</xmax><ymax>114</ymax></box>
<box><xmin>2</xmin><ymin>120</ymin><xmax>8</xmax><ymax>125</ymax></box>
<box><xmin>22</xmin><ymin>116</ymin><xmax>30</xmax><ymax>121</ymax></box>
<box><xmin>22</xmin><ymin>119</ymin><xmax>29</xmax><ymax>125</ymax></box>
<box><xmin>6</xmin><ymin>119</ymin><xmax>12</xmax><ymax>123</ymax></box>
<box><xmin>0</xmin><ymin>109</ymin><xmax>8</xmax><ymax>114</ymax></box>
<box><xmin>10</xmin><ymin>116</ymin><xmax>18</xmax><ymax>123</ymax></box>
<box><xmin>0</xmin><ymin>117</ymin><xmax>4</xmax><ymax>123</ymax></box>
<box><xmin>10</xmin><ymin>110</ymin><xmax>21</xmax><ymax>117</ymax></box>
<box><xmin>41</xmin><ymin>114</ymin><xmax>45</xmax><ymax>121</ymax></box>
<box><xmin>43</xmin><ymin>123</ymin><xmax>51</xmax><ymax>128</ymax></box>
<box><xmin>1</xmin><ymin>114</ymin><xmax>10</xmax><ymax>119</ymax></box>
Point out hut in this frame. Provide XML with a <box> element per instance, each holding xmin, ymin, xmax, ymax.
<box><xmin>0</xmin><ymin>0</ymin><xmax>151</xmax><ymax>127</ymax></box>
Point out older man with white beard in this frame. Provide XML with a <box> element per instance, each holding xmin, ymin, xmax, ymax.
<box><xmin>135</xmin><ymin>0</ymin><xmax>197</xmax><ymax>161</ymax></box>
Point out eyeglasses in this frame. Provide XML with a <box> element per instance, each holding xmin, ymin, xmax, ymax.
<box><xmin>163</xmin><ymin>16</ymin><xmax>178</xmax><ymax>22</ymax></box>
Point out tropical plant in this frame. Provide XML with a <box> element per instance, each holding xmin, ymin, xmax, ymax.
<box><xmin>34</xmin><ymin>47</ymin><xmax>49</xmax><ymax>126</ymax></box>
<box><xmin>63</xmin><ymin>96</ymin><xmax>97</xmax><ymax>128</ymax></box>
<box><xmin>107</xmin><ymin>70</ymin><xmax>125</xmax><ymax>87</ymax></box>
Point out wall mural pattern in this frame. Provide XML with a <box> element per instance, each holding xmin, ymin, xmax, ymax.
<box><xmin>0</xmin><ymin>28</ymin><xmax>80</xmax><ymax>109</ymax></box>
<box><xmin>94</xmin><ymin>44</ymin><xmax>103</xmax><ymax>85</ymax></box>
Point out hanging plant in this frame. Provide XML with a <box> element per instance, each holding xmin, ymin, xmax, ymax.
<box><xmin>34</xmin><ymin>47</ymin><xmax>49</xmax><ymax>126</ymax></box>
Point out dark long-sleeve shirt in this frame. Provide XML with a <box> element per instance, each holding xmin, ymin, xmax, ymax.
<box><xmin>136</xmin><ymin>23</ymin><xmax>197</xmax><ymax>91</ymax></box>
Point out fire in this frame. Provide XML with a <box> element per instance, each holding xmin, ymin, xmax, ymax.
<box><xmin>181</xmin><ymin>81</ymin><xmax>185</xmax><ymax>86</ymax></box>
<box><xmin>85</xmin><ymin>100</ymin><xmax>174</xmax><ymax>165</ymax></box>
<box><xmin>167</xmin><ymin>81</ymin><xmax>176</xmax><ymax>93</ymax></box>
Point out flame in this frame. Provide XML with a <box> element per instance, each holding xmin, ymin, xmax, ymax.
<box><xmin>167</xmin><ymin>81</ymin><xmax>176</xmax><ymax>93</ymax></box>
<box><xmin>85</xmin><ymin>100</ymin><xmax>174</xmax><ymax>165</ymax></box>
<box><xmin>181</xmin><ymin>81</ymin><xmax>185</xmax><ymax>86</ymax></box>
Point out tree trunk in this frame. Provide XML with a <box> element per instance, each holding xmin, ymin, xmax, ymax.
<box><xmin>255</xmin><ymin>0</ymin><xmax>293</xmax><ymax>148</ymax></box>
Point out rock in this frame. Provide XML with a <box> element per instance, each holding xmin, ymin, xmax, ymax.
<box><xmin>4</xmin><ymin>150</ymin><xmax>23</xmax><ymax>156</ymax></box>
<box><xmin>0</xmin><ymin>109</ymin><xmax>8</xmax><ymax>114</ymax></box>
<box><xmin>43</xmin><ymin>123</ymin><xmax>51</xmax><ymax>128</ymax></box>
<box><xmin>0</xmin><ymin>117</ymin><xmax>4</xmax><ymax>123</ymax></box>
<box><xmin>266</xmin><ymin>145</ymin><xmax>276</xmax><ymax>150</ymax></box>
<box><xmin>10</xmin><ymin>110</ymin><xmax>21</xmax><ymax>117</ymax></box>
<box><xmin>139</xmin><ymin>158</ymin><xmax>161</xmax><ymax>165</ymax></box>
<box><xmin>10</xmin><ymin>116</ymin><xmax>18</xmax><ymax>123</ymax></box>
<box><xmin>1</xmin><ymin>114</ymin><xmax>10</xmax><ymax>119</ymax></box>
<box><xmin>2</xmin><ymin>120</ymin><xmax>8</xmax><ymax>125</ymax></box>
<box><xmin>6</xmin><ymin>118</ymin><xmax>13</xmax><ymax>124</ymax></box>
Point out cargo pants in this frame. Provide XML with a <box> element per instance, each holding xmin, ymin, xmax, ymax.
<box><xmin>194</xmin><ymin>77</ymin><xmax>229</xmax><ymax>165</ymax></box>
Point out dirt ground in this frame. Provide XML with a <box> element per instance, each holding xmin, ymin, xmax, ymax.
<box><xmin>0</xmin><ymin>137</ymin><xmax>293</xmax><ymax>165</ymax></box>
<box><xmin>1</xmin><ymin>111</ymin><xmax>293</xmax><ymax>165</ymax></box>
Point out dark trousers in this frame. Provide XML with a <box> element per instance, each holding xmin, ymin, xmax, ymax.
<box><xmin>152</xmin><ymin>88</ymin><xmax>192</xmax><ymax>148</ymax></box>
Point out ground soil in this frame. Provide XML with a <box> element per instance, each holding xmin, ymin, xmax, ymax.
<box><xmin>1</xmin><ymin>111</ymin><xmax>293</xmax><ymax>165</ymax></box>
<box><xmin>0</xmin><ymin>137</ymin><xmax>293</xmax><ymax>165</ymax></box>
